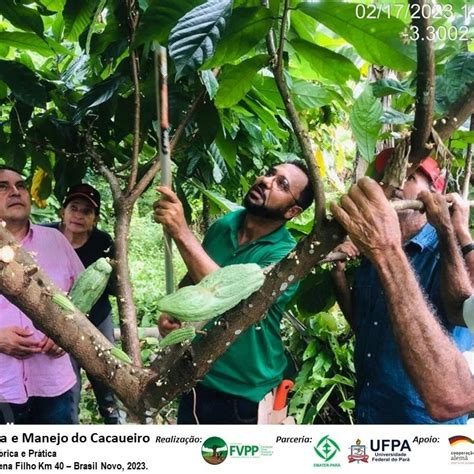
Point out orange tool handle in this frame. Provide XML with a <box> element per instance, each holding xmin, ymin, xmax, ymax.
<box><xmin>273</xmin><ymin>379</ymin><xmax>294</xmax><ymax>410</ymax></box>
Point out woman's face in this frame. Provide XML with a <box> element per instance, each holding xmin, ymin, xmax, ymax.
<box><xmin>61</xmin><ymin>198</ymin><xmax>98</xmax><ymax>234</ymax></box>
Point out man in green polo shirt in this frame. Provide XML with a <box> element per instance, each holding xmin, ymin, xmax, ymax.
<box><xmin>153</xmin><ymin>161</ymin><xmax>314</xmax><ymax>424</ymax></box>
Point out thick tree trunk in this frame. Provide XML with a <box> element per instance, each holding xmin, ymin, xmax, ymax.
<box><xmin>0</xmin><ymin>215</ymin><xmax>345</xmax><ymax>415</ymax></box>
<box><xmin>114</xmin><ymin>202</ymin><xmax>141</xmax><ymax>366</ymax></box>
<box><xmin>409</xmin><ymin>0</ymin><xmax>435</xmax><ymax>162</ymax></box>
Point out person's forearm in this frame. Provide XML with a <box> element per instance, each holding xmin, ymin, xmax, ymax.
<box><xmin>173</xmin><ymin>227</ymin><xmax>220</xmax><ymax>283</ymax></box>
<box><xmin>456</xmin><ymin>227</ymin><xmax>474</xmax><ymax>286</ymax></box>
<box><xmin>464</xmin><ymin>252</ymin><xmax>474</xmax><ymax>286</ymax></box>
<box><xmin>372</xmin><ymin>246</ymin><xmax>474</xmax><ymax>420</ymax></box>
<box><xmin>438</xmin><ymin>226</ymin><xmax>473</xmax><ymax>325</ymax></box>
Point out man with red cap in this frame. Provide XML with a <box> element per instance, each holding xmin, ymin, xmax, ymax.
<box><xmin>331</xmin><ymin>149</ymin><xmax>472</xmax><ymax>424</ymax></box>
<box><xmin>331</xmin><ymin>177</ymin><xmax>474</xmax><ymax>421</ymax></box>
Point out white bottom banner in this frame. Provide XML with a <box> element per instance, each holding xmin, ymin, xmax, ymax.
<box><xmin>0</xmin><ymin>425</ymin><xmax>473</xmax><ymax>473</ymax></box>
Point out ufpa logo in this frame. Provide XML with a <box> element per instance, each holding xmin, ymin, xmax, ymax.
<box><xmin>314</xmin><ymin>435</ymin><xmax>340</xmax><ymax>462</ymax></box>
<box><xmin>348</xmin><ymin>439</ymin><xmax>369</xmax><ymax>463</ymax></box>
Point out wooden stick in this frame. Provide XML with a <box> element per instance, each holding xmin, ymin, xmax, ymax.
<box><xmin>155</xmin><ymin>43</ymin><xmax>174</xmax><ymax>294</ymax></box>
<box><xmin>391</xmin><ymin>199</ymin><xmax>474</xmax><ymax>212</ymax></box>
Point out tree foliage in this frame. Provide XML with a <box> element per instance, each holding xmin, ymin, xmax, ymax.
<box><xmin>0</xmin><ymin>0</ymin><xmax>472</xmax><ymax>422</ymax></box>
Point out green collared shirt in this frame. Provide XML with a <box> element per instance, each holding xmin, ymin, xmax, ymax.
<box><xmin>200</xmin><ymin>208</ymin><xmax>298</xmax><ymax>402</ymax></box>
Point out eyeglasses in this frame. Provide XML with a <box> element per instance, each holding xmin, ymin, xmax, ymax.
<box><xmin>0</xmin><ymin>181</ymin><xmax>27</xmax><ymax>193</ymax></box>
<box><xmin>263</xmin><ymin>168</ymin><xmax>302</xmax><ymax>207</ymax></box>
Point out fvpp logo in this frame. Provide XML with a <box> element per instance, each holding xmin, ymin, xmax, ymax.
<box><xmin>229</xmin><ymin>444</ymin><xmax>260</xmax><ymax>457</ymax></box>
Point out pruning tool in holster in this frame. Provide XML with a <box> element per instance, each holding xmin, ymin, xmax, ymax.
<box><xmin>257</xmin><ymin>379</ymin><xmax>295</xmax><ymax>424</ymax></box>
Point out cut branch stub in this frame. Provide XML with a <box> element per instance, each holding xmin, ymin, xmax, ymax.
<box><xmin>0</xmin><ymin>225</ymin><xmax>155</xmax><ymax>416</ymax></box>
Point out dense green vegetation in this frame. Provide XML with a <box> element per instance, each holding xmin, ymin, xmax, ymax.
<box><xmin>0</xmin><ymin>0</ymin><xmax>472</xmax><ymax>422</ymax></box>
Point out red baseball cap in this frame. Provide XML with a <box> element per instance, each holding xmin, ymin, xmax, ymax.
<box><xmin>63</xmin><ymin>183</ymin><xmax>101</xmax><ymax>211</ymax></box>
<box><xmin>374</xmin><ymin>148</ymin><xmax>445</xmax><ymax>192</ymax></box>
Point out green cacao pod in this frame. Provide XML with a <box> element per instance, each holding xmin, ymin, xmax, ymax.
<box><xmin>52</xmin><ymin>293</ymin><xmax>77</xmax><ymax>313</ymax></box>
<box><xmin>110</xmin><ymin>346</ymin><xmax>132</xmax><ymax>364</ymax></box>
<box><xmin>156</xmin><ymin>263</ymin><xmax>265</xmax><ymax>322</ymax></box>
<box><xmin>69</xmin><ymin>257</ymin><xmax>112</xmax><ymax>314</ymax></box>
<box><xmin>159</xmin><ymin>326</ymin><xmax>196</xmax><ymax>348</ymax></box>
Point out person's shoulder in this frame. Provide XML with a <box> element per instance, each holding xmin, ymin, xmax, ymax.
<box><xmin>31</xmin><ymin>224</ymin><xmax>75</xmax><ymax>253</ymax></box>
<box><xmin>89</xmin><ymin>227</ymin><xmax>114</xmax><ymax>248</ymax></box>
<box><xmin>217</xmin><ymin>209</ymin><xmax>243</xmax><ymax>224</ymax></box>
<box><xmin>279</xmin><ymin>226</ymin><xmax>297</xmax><ymax>247</ymax></box>
<box><xmin>92</xmin><ymin>226</ymin><xmax>113</xmax><ymax>241</ymax></box>
<box><xmin>41</xmin><ymin>221</ymin><xmax>60</xmax><ymax>230</ymax></box>
<box><xmin>206</xmin><ymin>209</ymin><xmax>243</xmax><ymax>234</ymax></box>
<box><xmin>32</xmin><ymin>223</ymin><xmax>63</xmax><ymax>239</ymax></box>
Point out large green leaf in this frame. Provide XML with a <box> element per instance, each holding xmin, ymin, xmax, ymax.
<box><xmin>89</xmin><ymin>17</ymin><xmax>121</xmax><ymax>56</ymax></box>
<box><xmin>292</xmin><ymin>79</ymin><xmax>336</xmax><ymax>110</ymax></box>
<box><xmin>214</xmin><ymin>54</ymin><xmax>269</xmax><ymax>108</ymax></box>
<box><xmin>135</xmin><ymin>0</ymin><xmax>204</xmax><ymax>46</ymax></box>
<box><xmin>443</xmin><ymin>52</ymin><xmax>474</xmax><ymax>103</ymax></box>
<box><xmin>371</xmin><ymin>78</ymin><xmax>413</xmax><ymax>97</ymax></box>
<box><xmin>44</xmin><ymin>37</ymin><xmax>73</xmax><ymax>56</ymax></box>
<box><xmin>381</xmin><ymin>108</ymin><xmax>413</xmax><ymax>125</ymax></box>
<box><xmin>39</xmin><ymin>0</ymin><xmax>66</xmax><ymax>12</ymax></box>
<box><xmin>316</xmin><ymin>386</ymin><xmax>335</xmax><ymax>413</ymax></box>
<box><xmin>204</xmin><ymin>6</ymin><xmax>273</xmax><ymax>68</ymax></box>
<box><xmin>168</xmin><ymin>0</ymin><xmax>232</xmax><ymax>78</ymax></box>
<box><xmin>298</xmin><ymin>2</ymin><xmax>416</xmax><ymax>71</ymax></box>
<box><xmin>200</xmin><ymin>70</ymin><xmax>219</xmax><ymax>99</ymax></box>
<box><xmin>0</xmin><ymin>60</ymin><xmax>47</xmax><ymax>107</ymax></box>
<box><xmin>349</xmin><ymin>86</ymin><xmax>383</xmax><ymax>163</ymax></box>
<box><xmin>0</xmin><ymin>0</ymin><xmax>44</xmax><ymax>36</ymax></box>
<box><xmin>73</xmin><ymin>75</ymin><xmax>127</xmax><ymax>124</ymax></box>
<box><xmin>63</xmin><ymin>0</ymin><xmax>98</xmax><ymax>41</ymax></box>
<box><xmin>450</xmin><ymin>130</ymin><xmax>474</xmax><ymax>149</ymax></box>
<box><xmin>243</xmin><ymin>97</ymin><xmax>288</xmax><ymax>140</ymax></box>
<box><xmin>251</xmin><ymin>75</ymin><xmax>284</xmax><ymax>109</ymax></box>
<box><xmin>0</xmin><ymin>32</ymin><xmax>53</xmax><ymax>56</ymax></box>
<box><xmin>290</xmin><ymin>39</ymin><xmax>360</xmax><ymax>84</ymax></box>
<box><xmin>214</xmin><ymin>129</ymin><xmax>236</xmax><ymax>169</ymax></box>
<box><xmin>190</xmin><ymin>178</ymin><xmax>241</xmax><ymax>212</ymax></box>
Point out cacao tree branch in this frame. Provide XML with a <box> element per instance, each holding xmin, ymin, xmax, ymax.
<box><xmin>144</xmin><ymin>220</ymin><xmax>345</xmax><ymax>409</ymax></box>
<box><xmin>0</xmin><ymin>228</ymin><xmax>154</xmax><ymax>415</ymax></box>
<box><xmin>87</xmin><ymin>142</ymin><xmax>123</xmax><ymax>202</ymax></box>
<box><xmin>264</xmin><ymin>0</ymin><xmax>326</xmax><ymax>227</ymax></box>
<box><xmin>275</xmin><ymin>0</ymin><xmax>288</xmax><ymax>80</ymax></box>
<box><xmin>434</xmin><ymin>87</ymin><xmax>474</xmax><ymax>141</ymax></box>
<box><xmin>114</xmin><ymin>205</ymin><xmax>142</xmax><ymax>366</ymax></box>
<box><xmin>85</xmin><ymin>135</ymin><xmax>142</xmax><ymax>365</ymax></box>
<box><xmin>170</xmin><ymin>87</ymin><xmax>207</xmax><ymax>155</ymax></box>
<box><xmin>409</xmin><ymin>0</ymin><xmax>435</xmax><ymax>163</ymax></box>
<box><xmin>125</xmin><ymin>0</ymin><xmax>141</xmax><ymax>191</ymax></box>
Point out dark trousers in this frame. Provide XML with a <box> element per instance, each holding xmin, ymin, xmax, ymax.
<box><xmin>177</xmin><ymin>384</ymin><xmax>258</xmax><ymax>424</ymax></box>
<box><xmin>70</xmin><ymin>314</ymin><xmax>119</xmax><ymax>423</ymax></box>
<box><xmin>0</xmin><ymin>389</ymin><xmax>75</xmax><ymax>424</ymax></box>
